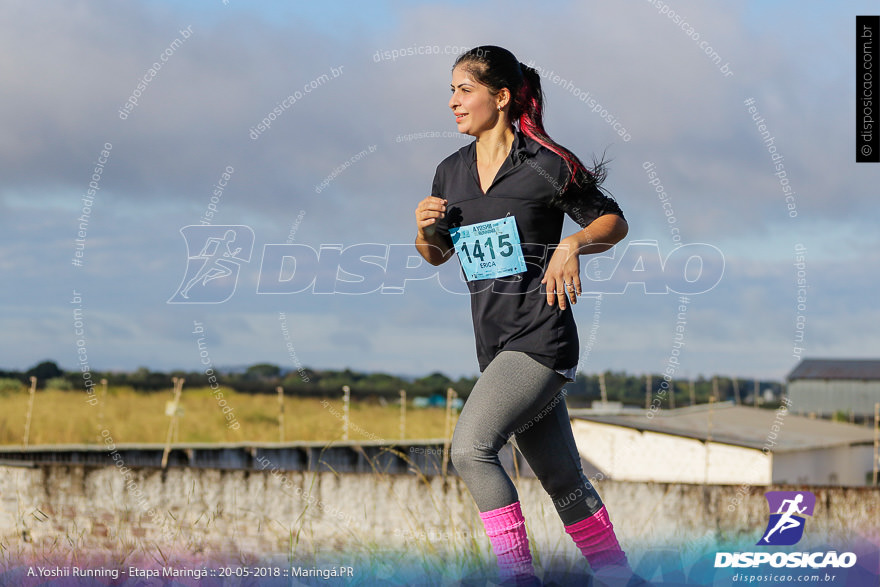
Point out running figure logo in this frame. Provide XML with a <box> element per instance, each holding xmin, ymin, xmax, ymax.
<box><xmin>168</xmin><ymin>225</ymin><xmax>254</xmax><ymax>304</ymax></box>
<box><xmin>758</xmin><ymin>491</ymin><xmax>816</xmax><ymax>546</ymax></box>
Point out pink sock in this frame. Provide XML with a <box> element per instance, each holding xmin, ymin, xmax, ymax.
<box><xmin>564</xmin><ymin>506</ymin><xmax>628</xmax><ymax>569</ymax></box>
<box><xmin>479</xmin><ymin>502</ymin><xmax>536</xmax><ymax>585</ymax></box>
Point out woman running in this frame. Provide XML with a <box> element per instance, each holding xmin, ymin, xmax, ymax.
<box><xmin>414</xmin><ymin>46</ymin><xmax>632</xmax><ymax>585</ymax></box>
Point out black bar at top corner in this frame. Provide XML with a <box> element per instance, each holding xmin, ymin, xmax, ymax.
<box><xmin>856</xmin><ymin>16</ymin><xmax>880</xmax><ymax>162</ymax></box>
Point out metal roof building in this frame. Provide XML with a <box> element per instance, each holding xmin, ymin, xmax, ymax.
<box><xmin>569</xmin><ymin>402</ymin><xmax>877</xmax><ymax>486</ymax></box>
<box><xmin>787</xmin><ymin>358</ymin><xmax>880</xmax><ymax>419</ymax></box>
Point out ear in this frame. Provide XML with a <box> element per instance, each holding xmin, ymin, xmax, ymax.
<box><xmin>496</xmin><ymin>87</ymin><xmax>511</xmax><ymax>110</ymax></box>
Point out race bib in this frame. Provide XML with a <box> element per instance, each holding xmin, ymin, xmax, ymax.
<box><xmin>449</xmin><ymin>216</ymin><xmax>526</xmax><ymax>281</ymax></box>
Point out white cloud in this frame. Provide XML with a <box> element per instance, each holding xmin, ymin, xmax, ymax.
<box><xmin>1</xmin><ymin>0</ymin><xmax>876</xmax><ymax>380</ymax></box>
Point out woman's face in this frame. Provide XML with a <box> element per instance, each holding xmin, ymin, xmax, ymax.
<box><xmin>449</xmin><ymin>64</ymin><xmax>504</xmax><ymax>137</ymax></box>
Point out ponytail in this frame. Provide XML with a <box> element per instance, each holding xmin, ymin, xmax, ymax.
<box><xmin>453</xmin><ymin>46</ymin><xmax>606</xmax><ymax>193</ymax></box>
<box><xmin>516</xmin><ymin>63</ymin><xmax>605</xmax><ymax>191</ymax></box>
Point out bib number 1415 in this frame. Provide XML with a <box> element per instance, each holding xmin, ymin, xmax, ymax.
<box><xmin>458</xmin><ymin>233</ymin><xmax>513</xmax><ymax>263</ymax></box>
<box><xmin>449</xmin><ymin>216</ymin><xmax>526</xmax><ymax>281</ymax></box>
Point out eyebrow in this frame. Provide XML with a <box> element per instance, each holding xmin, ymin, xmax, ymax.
<box><xmin>450</xmin><ymin>82</ymin><xmax>475</xmax><ymax>89</ymax></box>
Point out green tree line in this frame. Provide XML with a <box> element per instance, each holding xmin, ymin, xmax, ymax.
<box><xmin>0</xmin><ymin>361</ymin><xmax>784</xmax><ymax>407</ymax></box>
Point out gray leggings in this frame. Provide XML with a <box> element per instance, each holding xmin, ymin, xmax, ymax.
<box><xmin>450</xmin><ymin>351</ymin><xmax>603</xmax><ymax>526</ymax></box>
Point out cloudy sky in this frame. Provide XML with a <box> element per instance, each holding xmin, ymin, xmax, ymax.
<box><xmin>1</xmin><ymin>0</ymin><xmax>877</xmax><ymax>382</ymax></box>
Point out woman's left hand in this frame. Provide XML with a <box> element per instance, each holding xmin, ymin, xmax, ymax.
<box><xmin>541</xmin><ymin>237</ymin><xmax>581</xmax><ymax>309</ymax></box>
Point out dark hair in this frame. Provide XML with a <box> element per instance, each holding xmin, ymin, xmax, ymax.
<box><xmin>453</xmin><ymin>45</ymin><xmax>606</xmax><ymax>192</ymax></box>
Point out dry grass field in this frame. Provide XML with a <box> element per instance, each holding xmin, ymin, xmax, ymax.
<box><xmin>0</xmin><ymin>387</ymin><xmax>456</xmax><ymax>445</ymax></box>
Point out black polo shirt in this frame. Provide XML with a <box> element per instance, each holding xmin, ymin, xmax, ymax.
<box><xmin>431</xmin><ymin>130</ymin><xmax>625</xmax><ymax>373</ymax></box>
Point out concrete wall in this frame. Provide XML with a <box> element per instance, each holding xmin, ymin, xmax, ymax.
<box><xmin>1</xmin><ymin>463</ymin><xmax>877</xmax><ymax>567</ymax></box>
<box><xmin>570</xmin><ymin>419</ymin><xmax>772</xmax><ymax>485</ymax></box>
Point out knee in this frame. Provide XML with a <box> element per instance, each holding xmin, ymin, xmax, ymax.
<box><xmin>449</xmin><ymin>441</ymin><xmax>469</xmax><ymax>476</ymax></box>
<box><xmin>541</xmin><ymin>473</ymin><xmax>598</xmax><ymax>506</ymax></box>
<box><xmin>450</xmin><ymin>432</ymin><xmax>496</xmax><ymax>477</ymax></box>
<box><xmin>537</xmin><ymin>466</ymin><xmax>583</xmax><ymax>499</ymax></box>
<box><xmin>449</xmin><ymin>433</ymin><xmax>475</xmax><ymax>475</ymax></box>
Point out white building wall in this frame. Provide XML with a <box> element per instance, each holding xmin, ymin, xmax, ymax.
<box><xmin>772</xmin><ymin>445</ymin><xmax>875</xmax><ymax>486</ymax></box>
<box><xmin>570</xmin><ymin>420</ymin><xmax>771</xmax><ymax>485</ymax></box>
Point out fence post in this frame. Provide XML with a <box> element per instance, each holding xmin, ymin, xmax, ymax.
<box><xmin>399</xmin><ymin>389</ymin><xmax>406</xmax><ymax>441</ymax></box>
<box><xmin>98</xmin><ymin>378</ymin><xmax>108</xmax><ymax>438</ymax></box>
<box><xmin>161</xmin><ymin>377</ymin><xmax>184</xmax><ymax>468</ymax></box>
<box><xmin>23</xmin><ymin>376</ymin><xmax>37</xmax><ymax>448</ymax></box>
<box><xmin>277</xmin><ymin>385</ymin><xmax>285</xmax><ymax>442</ymax></box>
<box><xmin>342</xmin><ymin>385</ymin><xmax>350</xmax><ymax>441</ymax></box>
<box><xmin>442</xmin><ymin>387</ymin><xmax>457</xmax><ymax>480</ymax></box>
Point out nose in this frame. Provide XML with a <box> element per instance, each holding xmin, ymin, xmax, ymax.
<box><xmin>449</xmin><ymin>91</ymin><xmax>459</xmax><ymax>110</ymax></box>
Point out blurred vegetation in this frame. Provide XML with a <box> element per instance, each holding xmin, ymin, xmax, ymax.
<box><xmin>0</xmin><ymin>361</ymin><xmax>784</xmax><ymax>408</ymax></box>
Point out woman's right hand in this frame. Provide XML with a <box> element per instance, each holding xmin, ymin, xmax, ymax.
<box><xmin>415</xmin><ymin>196</ymin><xmax>447</xmax><ymax>239</ymax></box>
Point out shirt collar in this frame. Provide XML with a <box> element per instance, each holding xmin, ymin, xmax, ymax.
<box><xmin>512</xmin><ymin>128</ymin><xmax>542</xmax><ymax>159</ymax></box>
<box><xmin>460</xmin><ymin>128</ymin><xmax>541</xmax><ymax>169</ymax></box>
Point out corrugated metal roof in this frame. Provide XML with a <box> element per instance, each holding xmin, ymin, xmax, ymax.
<box><xmin>0</xmin><ymin>440</ymin><xmax>447</xmax><ymax>474</ymax></box>
<box><xmin>787</xmin><ymin>358</ymin><xmax>880</xmax><ymax>381</ymax></box>
<box><xmin>0</xmin><ymin>439</ymin><xmax>535</xmax><ymax>478</ymax></box>
<box><xmin>570</xmin><ymin>402</ymin><xmax>875</xmax><ymax>452</ymax></box>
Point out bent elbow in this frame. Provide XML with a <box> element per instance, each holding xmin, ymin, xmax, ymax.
<box><xmin>614</xmin><ymin>217</ymin><xmax>629</xmax><ymax>243</ymax></box>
